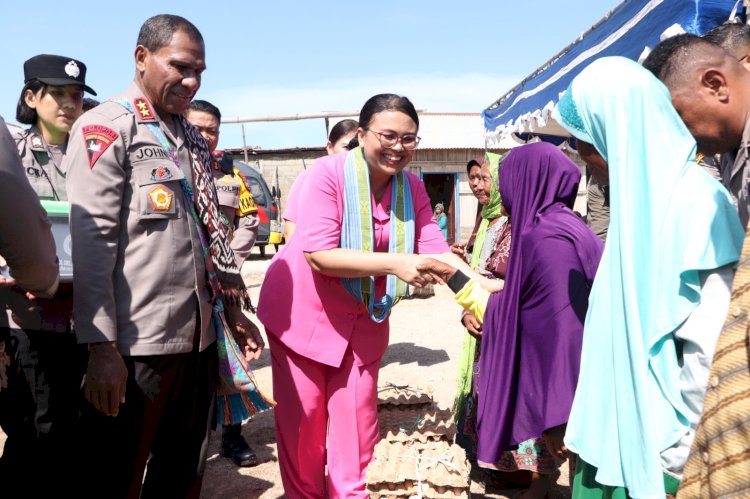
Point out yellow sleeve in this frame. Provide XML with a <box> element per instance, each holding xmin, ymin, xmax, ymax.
<box><xmin>454</xmin><ymin>279</ymin><xmax>490</xmax><ymax>323</ymax></box>
<box><xmin>234</xmin><ymin>167</ymin><xmax>258</xmax><ymax>216</ymax></box>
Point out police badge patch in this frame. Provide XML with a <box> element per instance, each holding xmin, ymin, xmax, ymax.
<box><xmin>82</xmin><ymin>124</ymin><xmax>118</xmax><ymax>169</ymax></box>
<box><xmin>150</xmin><ymin>165</ymin><xmax>173</xmax><ymax>181</ymax></box>
<box><xmin>148</xmin><ymin>185</ymin><xmax>173</xmax><ymax>211</ymax></box>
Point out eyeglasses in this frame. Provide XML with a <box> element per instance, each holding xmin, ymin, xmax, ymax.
<box><xmin>367</xmin><ymin>129</ymin><xmax>421</xmax><ymax>150</ymax></box>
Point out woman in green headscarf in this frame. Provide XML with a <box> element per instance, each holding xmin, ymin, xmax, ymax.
<box><xmin>454</xmin><ymin>153</ymin><xmax>507</xmax><ymax>442</ymax></box>
<box><xmin>454</xmin><ymin>153</ymin><xmax>505</xmax><ymax>438</ymax></box>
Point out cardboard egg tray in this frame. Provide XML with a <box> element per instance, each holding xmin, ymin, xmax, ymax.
<box><xmin>377</xmin><ymin>383</ymin><xmax>434</xmax><ymax>407</ymax></box>
<box><xmin>378</xmin><ymin>404</ymin><xmax>456</xmax><ymax>443</ymax></box>
<box><xmin>366</xmin><ymin>440</ymin><xmax>470</xmax><ymax>498</ymax></box>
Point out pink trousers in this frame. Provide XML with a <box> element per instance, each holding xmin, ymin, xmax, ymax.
<box><xmin>268</xmin><ymin>334</ymin><xmax>380</xmax><ymax>499</ymax></box>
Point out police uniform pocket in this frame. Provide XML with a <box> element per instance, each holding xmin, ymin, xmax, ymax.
<box><xmin>132</xmin><ymin>162</ymin><xmax>185</xmax><ymax>220</ymax></box>
<box><xmin>213</xmin><ymin>174</ymin><xmax>241</xmax><ymax>210</ymax></box>
<box><xmin>24</xmin><ymin>165</ymin><xmax>56</xmax><ymax>200</ymax></box>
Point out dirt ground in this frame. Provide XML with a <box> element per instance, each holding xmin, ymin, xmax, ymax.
<box><xmin>0</xmin><ymin>247</ymin><xmax>572</xmax><ymax>498</ymax></box>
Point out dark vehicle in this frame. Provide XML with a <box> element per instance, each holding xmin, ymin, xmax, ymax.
<box><xmin>233</xmin><ymin>160</ymin><xmax>282</xmax><ymax>256</ymax></box>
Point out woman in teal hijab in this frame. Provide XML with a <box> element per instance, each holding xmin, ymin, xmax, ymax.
<box><xmin>553</xmin><ymin>56</ymin><xmax>744</xmax><ymax>499</ymax></box>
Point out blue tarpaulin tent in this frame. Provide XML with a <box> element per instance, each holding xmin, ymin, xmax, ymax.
<box><xmin>483</xmin><ymin>0</ymin><xmax>744</xmax><ymax>144</ymax></box>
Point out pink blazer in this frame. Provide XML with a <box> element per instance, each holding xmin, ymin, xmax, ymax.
<box><xmin>282</xmin><ymin>168</ymin><xmax>309</xmax><ymax>224</ymax></box>
<box><xmin>257</xmin><ymin>152</ymin><xmax>448</xmax><ymax>367</ymax></box>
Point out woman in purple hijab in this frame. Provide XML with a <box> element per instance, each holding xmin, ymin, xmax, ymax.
<box><xmin>421</xmin><ymin>141</ymin><xmax>603</xmax><ymax>496</ymax></box>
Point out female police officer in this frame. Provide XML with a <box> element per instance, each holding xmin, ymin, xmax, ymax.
<box><xmin>15</xmin><ymin>54</ymin><xmax>96</xmax><ymax>200</ymax></box>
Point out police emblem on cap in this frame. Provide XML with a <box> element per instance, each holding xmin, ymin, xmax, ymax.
<box><xmin>23</xmin><ymin>54</ymin><xmax>97</xmax><ymax>95</ymax></box>
<box><xmin>65</xmin><ymin>60</ymin><xmax>80</xmax><ymax>78</ymax></box>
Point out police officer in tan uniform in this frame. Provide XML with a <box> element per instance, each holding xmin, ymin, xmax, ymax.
<box><xmin>186</xmin><ymin>99</ymin><xmax>260</xmax><ymax>467</ymax></box>
<box><xmin>186</xmin><ymin>101</ymin><xmax>259</xmax><ymax>267</ymax></box>
<box><xmin>0</xmin><ymin>54</ymin><xmax>94</xmax><ymax>497</ymax></box>
<box><xmin>213</xmin><ymin>152</ymin><xmax>261</xmax><ymax>264</ymax></box>
<box><xmin>63</xmin><ymin>15</ymin><xmax>262</xmax><ymax>498</ymax></box>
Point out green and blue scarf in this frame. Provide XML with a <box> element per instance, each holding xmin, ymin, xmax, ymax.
<box><xmin>340</xmin><ymin>147</ymin><xmax>414</xmax><ymax>323</ymax></box>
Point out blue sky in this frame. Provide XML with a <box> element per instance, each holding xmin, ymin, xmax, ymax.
<box><xmin>1</xmin><ymin>0</ymin><xmax>612</xmax><ymax>149</ymax></box>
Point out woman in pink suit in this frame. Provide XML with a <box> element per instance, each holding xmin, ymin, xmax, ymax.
<box><xmin>257</xmin><ymin>94</ymin><xmax>476</xmax><ymax>498</ymax></box>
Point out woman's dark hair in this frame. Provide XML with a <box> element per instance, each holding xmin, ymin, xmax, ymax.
<box><xmin>16</xmin><ymin>80</ymin><xmax>47</xmax><ymax>125</ymax></box>
<box><xmin>328</xmin><ymin>119</ymin><xmax>358</xmax><ymax>144</ymax></box>
<box><xmin>358</xmin><ymin>94</ymin><xmax>419</xmax><ymax>130</ymax></box>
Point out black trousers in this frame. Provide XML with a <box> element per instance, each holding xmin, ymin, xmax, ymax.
<box><xmin>0</xmin><ymin>328</ymin><xmax>85</xmax><ymax>498</ymax></box>
<box><xmin>77</xmin><ymin>343</ymin><xmax>217</xmax><ymax>499</ymax></box>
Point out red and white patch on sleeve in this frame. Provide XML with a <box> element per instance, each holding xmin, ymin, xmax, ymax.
<box><xmin>82</xmin><ymin>124</ymin><xmax>119</xmax><ymax>169</ymax></box>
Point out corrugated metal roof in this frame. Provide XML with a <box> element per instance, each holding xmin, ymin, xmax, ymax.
<box><xmin>224</xmin><ymin>146</ymin><xmax>324</xmax><ymax>156</ymax></box>
<box><xmin>221</xmin><ymin>112</ymin><xmax>527</xmax><ymax>154</ymax></box>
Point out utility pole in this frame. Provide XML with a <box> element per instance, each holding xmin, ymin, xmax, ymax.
<box><xmin>241</xmin><ymin>124</ymin><xmax>249</xmax><ymax>163</ymax></box>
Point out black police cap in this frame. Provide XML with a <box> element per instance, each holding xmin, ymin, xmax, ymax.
<box><xmin>24</xmin><ymin>54</ymin><xmax>97</xmax><ymax>96</ymax></box>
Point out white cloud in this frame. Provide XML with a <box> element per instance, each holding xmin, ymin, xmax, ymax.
<box><xmin>202</xmin><ymin>72</ymin><xmax>522</xmax><ymax>149</ymax></box>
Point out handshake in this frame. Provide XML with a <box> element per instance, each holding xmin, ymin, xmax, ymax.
<box><xmin>415</xmin><ymin>257</ymin><xmax>459</xmax><ymax>284</ymax></box>
<box><xmin>407</xmin><ymin>257</ymin><xmax>503</xmax><ymax>295</ymax></box>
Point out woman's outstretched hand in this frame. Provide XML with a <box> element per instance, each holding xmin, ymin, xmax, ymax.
<box><xmin>391</xmin><ymin>254</ymin><xmax>443</xmax><ymax>288</ymax></box>
<box><xmin>416</xmin><ymin>258</ymin><xmax>458</xmax><ymax>283</ymax></box>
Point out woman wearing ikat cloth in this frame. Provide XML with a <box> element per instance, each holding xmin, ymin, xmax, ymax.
<box><xmin>257</xmin><ymin>94</ymin><xmax>493</xmax><ymax>498</ymax></box>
